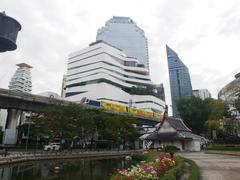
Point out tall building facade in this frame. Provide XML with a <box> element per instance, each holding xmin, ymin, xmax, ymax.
<box><xmin>167</xmin><ymin>45</ymin><xmax>193</xmax><ymax>117</ymax></box>
<box><xmin>193</xmin><ymin>89</ymin><xmax>211</xmax><ymax>100</ymax></box>
<box><xmin>156</xmin><ymin>83</ymin><xmax>165</xmax><ymax>102</ymax></box>
<box><xmin>64</xmin><ymin>41</ymin><xmax>165</xmax><ymax>112</ymax></box>
<box><xmin>9</xmin><ymin>63</ymin><xmax>32</xmax><ymax>93</ymax></box>
<box><xmin>218</xmin><ymin>72</ymin><xmax>240</xmax><ymax>118</ymax></box>
<box><xmin>96</xmin><ymin>16</ymin><xmax>149</xmax><ymax>70</ymax></box>
<box><xmin>61</xmin><ymin>75</ymin><xmax>67</xmax><ymax>97</ymax></box>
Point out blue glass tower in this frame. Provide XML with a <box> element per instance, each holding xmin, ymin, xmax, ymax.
<box><xmin>167</xmin><ymin>45</ymin><xmax>193</xmax><ymax>117</ymax></box>
<box><xmin>96</xmin><ymin>16</ymin><xmax>149</xmax><ymax>70</ymax></box>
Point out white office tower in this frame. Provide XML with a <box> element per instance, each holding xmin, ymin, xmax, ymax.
<box><xmin>65</xmin><ymin>41</ymin><xmax>165</xmax><ymax>112</ymax></box>
<box><xmin>193</xmin><ymin>89</ymin><xmax>211</xmax><ymax>100</ymax></box>
<box><xmin>9</xmin><ymin>63</ymin><xmax>32</xmax><ymax>93</ymax></box>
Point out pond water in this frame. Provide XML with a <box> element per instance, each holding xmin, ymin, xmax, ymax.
<box><xmin>0</xmin><ymin>156</ymin><xmax>133</xmax><ymax>180</ymax></box>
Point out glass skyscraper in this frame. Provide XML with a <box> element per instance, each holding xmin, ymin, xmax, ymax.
<box><xmin>96</xmin><ymin>16</ymin><xmax>149</xmax><ymax>70</ymax></box>
<box><xmin>167</xmin><ymin>45</ymin><xmax>193</xmax><ymax>117</ymax></box>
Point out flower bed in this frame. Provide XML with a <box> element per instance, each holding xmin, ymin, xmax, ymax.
<box><xmin>113</xmin><ymin>152</ymin><xmax>177</xmax><ymax>180</ymax></box>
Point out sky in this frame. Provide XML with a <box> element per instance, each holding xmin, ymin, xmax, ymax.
<box><xmin>1</xmin><ymin>0</ymin><xmax>240</xmax><ymax>114</ymax></box>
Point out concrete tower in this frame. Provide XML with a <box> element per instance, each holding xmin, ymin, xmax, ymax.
<box><xmin>9</xmin><ymin>63</ymin><xmax>32</xmax><ymax>93</ymax></box>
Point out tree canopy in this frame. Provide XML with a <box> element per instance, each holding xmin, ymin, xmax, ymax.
<box><xmin>176</xmin><ymin>97</ymin><xmax>231</xmax><ymax>134</ymax></box>
<box><xmin>176</xmin><ymin>96</ymin><xmax>209</xmax><ymax>134</ymax></box>
<box><xmin>18</xmin><ymin>103</ymin><xmax>140</xmax><ymax>147</ymax></box>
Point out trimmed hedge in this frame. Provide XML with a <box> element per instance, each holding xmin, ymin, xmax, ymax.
<box><xmin>206</xmin><ymin>144</ymin><xmax>240</xmax><ymax>151</ymax></box>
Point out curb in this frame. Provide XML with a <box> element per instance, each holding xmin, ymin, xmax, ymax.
<box><xmin>205</xmin><ymin>150</ymin><xmax>240</xmax><ymax>156</ymax></box>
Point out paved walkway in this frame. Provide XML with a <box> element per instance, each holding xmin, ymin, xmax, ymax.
<box><xmin>179</xmin><ymin>152</ymin><xmax>240</xmax><ymax>180</ymax></box>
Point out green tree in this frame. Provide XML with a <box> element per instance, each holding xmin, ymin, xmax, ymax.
<box><xmin>204</xmin><ymin>119</ymin><xmax>221</xmax><ymax>131</ymax></box>
<box><xmin>176</xmin><ymin>96</ymin><xmax>210</xmax><ymax>134</ymax></box>
<box><xmin>100</xmin><ymin>114</ymin><xmax>139</xmax><ymax>149</ymax></box>
<box><xmin>177</xmin><ymin>97</ymin><xmax>232</xmax><ymax>135</ymax></box>
<box><xmin>205</xmin><ymin>98</ymin><xmax>230</xmax><ymax>120</ymax></box>
<box><xmin>28</xmin><ymin>103</ymin><xmax>140</xmax><ymax>148</ymax></box>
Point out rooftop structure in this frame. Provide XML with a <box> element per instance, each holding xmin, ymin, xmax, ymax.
<box><xmin>16</xmin><ymin>63</ymin><xmax>32</xmax><ymax>68</ymax></box>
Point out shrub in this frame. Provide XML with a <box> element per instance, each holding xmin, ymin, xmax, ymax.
<box><xmin>132</xmin><ymin>151</ymin><xmax>155</xmax><ymax>162</ymax></box>
<box><xmin>164</xmin><ymin>145</ymin><xmax>180</xmax><ymax>152</ymax></box>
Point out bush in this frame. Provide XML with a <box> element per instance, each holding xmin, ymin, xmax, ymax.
<box><xmin>131</xmin><ymin>152</ymin><xmax>155</xmax><ymax>162</ymax></box>
<box><xmin>157</xmin><ymin>145</ymin><xmax>180</xmax><ymax>152</ymax></box>
<box><xmin>206</xmin><ymin>144</ymin><xmax>240</xmax><ymax>151</ymax></box>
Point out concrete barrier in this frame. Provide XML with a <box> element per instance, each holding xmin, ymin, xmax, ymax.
<box><xmin>0</xmin><ymin>150</ymin><xmax>136</xmax><ymax>165</ymax></box>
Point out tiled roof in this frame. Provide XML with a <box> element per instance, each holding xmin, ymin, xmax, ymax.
<box><xmin>178</xmin><ymin>131</ymin><xmax>202</xmax><ymax>139</ymax></box>
<box><xmin>167</xmin><ymin>117</ymin><xmax>192</xmax><ymax>132</ymax></box>
<box><xmin>144</xmin><ymin>131</ymin><xmax>201</xmax><ymax>141</ymax></box>
<box><xmin>142</xmin><ymin>117</ymin><xmax>202</xmax><ymax>141</ymax></box>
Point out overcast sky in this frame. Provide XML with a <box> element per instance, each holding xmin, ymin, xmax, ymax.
<box><xmin>1</xmin><ymin>0</ymin><xmax>240</xmax><ymax>113</ymax></box>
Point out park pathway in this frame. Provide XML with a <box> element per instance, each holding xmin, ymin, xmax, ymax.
<box><xmin>179</xmin><ymin>152</ymin><xmax>240</xmax><ymax>180</ymax></box>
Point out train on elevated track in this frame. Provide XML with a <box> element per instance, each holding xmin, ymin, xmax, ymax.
<box><xmin>80</xmin><ymin>97</ymin><xmax>163</xmax><ymax>120</ymax></box>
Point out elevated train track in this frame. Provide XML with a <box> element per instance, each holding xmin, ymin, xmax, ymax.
<box><xmin>0</xmin><ymin>88</ymin><xmax>159</xmax><ymax>126</ymax></box>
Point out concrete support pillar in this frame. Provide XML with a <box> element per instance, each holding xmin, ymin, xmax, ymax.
<box><xmin>0</xmin><ymin>109</ymin><xmax>8</xmax><ymax>129</ymax></box>
<box><xmin>5</xmin><ymin>109</ymin><xmax>22</xmax><ymax>129</ymax></box>
<box><xmin>4</xmin><ymin>109</ymin><xmax>22</xmax><ymax>145</ymax></box>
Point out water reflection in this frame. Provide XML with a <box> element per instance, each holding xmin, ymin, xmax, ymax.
<box><xmin>0</xmin><ymin>157</ymin><xmax>132</xmax><ymax>180</ymax></box>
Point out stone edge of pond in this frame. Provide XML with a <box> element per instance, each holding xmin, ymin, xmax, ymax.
<box><xmin>0</xmin><ymin>151</ymin><xmax>135</xmax><ymax>166</ymax></box>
